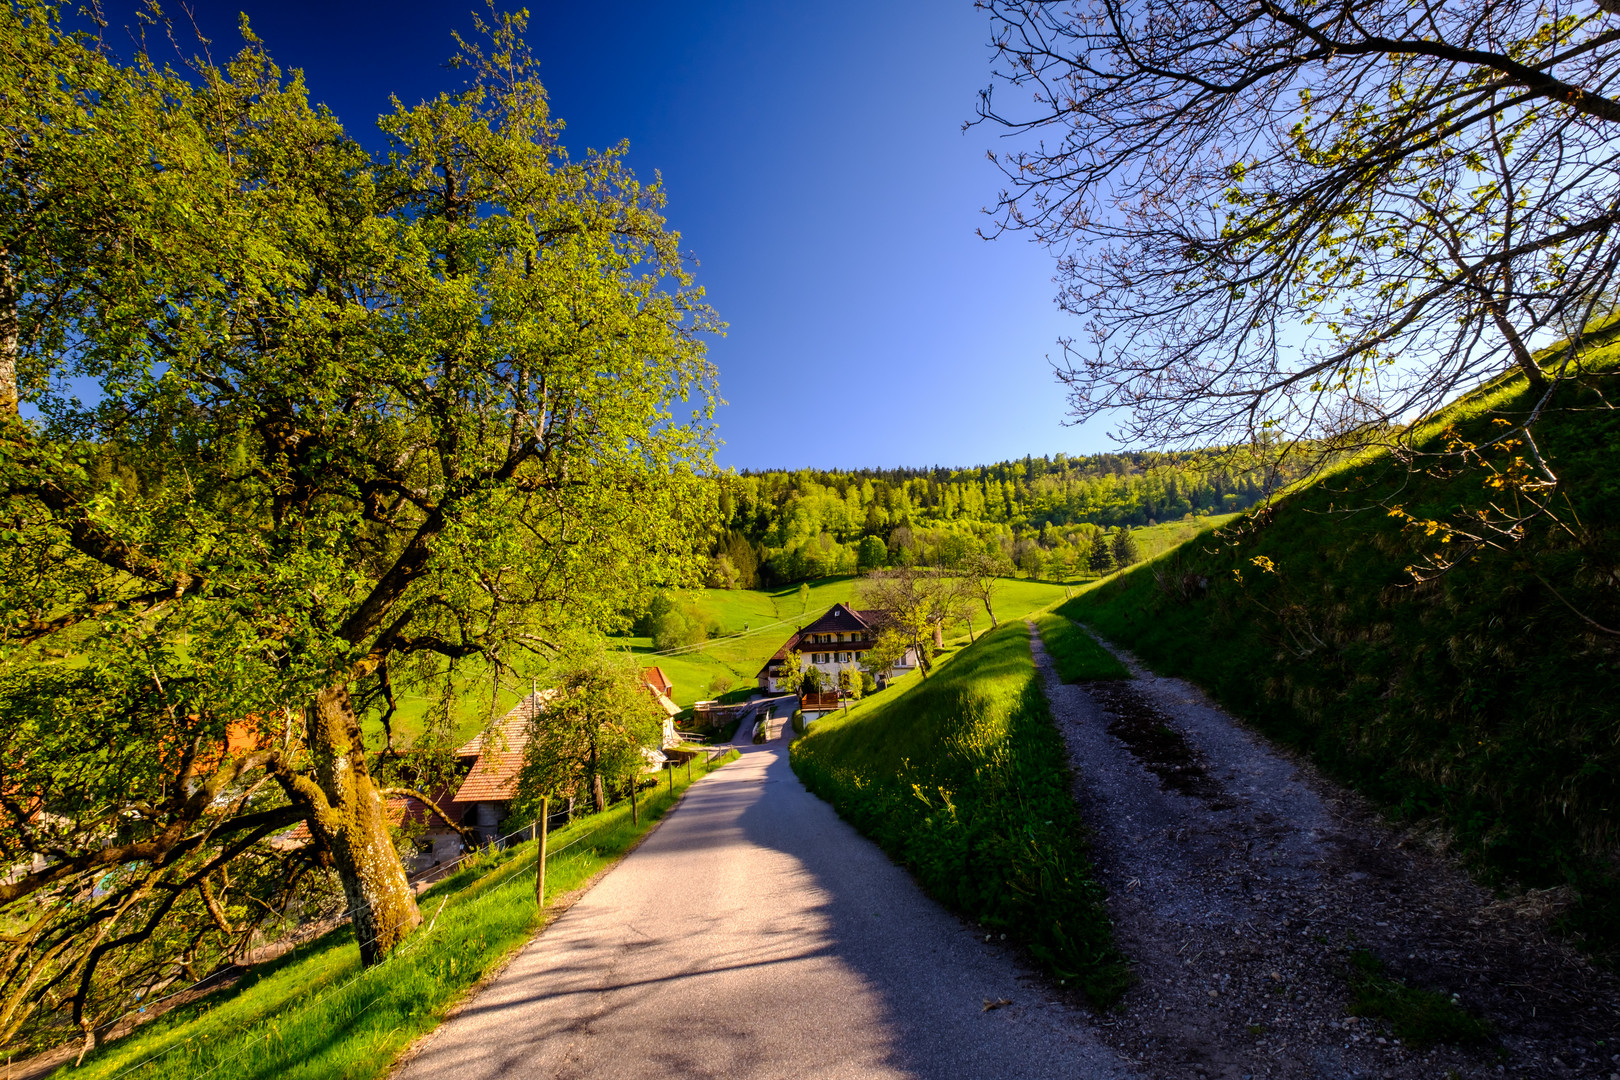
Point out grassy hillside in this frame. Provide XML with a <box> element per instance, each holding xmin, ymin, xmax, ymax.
<box><xmin>62</xmin><ymin>752</ymin><xmax>739</xmax><ymax>1080</ymax></box>
<box><xmin>790</xmin><ymin>622</ymin><xmax>1128</xmax><ymax>1004</ymax></box>
<box><xmin>369</xmin><ymin>576</ymin><xmax>1074</xmax><ymax>749</ymax></box>
<box><xmin>1061</xmin><ymin>356</ymin><xmax>1620</xmax><ymax>954</ymax></box>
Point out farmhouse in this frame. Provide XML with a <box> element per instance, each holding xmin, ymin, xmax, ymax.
<box><xmin>448</xmin><ymin>669</ymin><xmax>682</xmax><ymax>847</ymax></box>
<box><xmin>755</xmin><ymin>603</ymin><xmax>917</xmax><ymax>694</ymax></box>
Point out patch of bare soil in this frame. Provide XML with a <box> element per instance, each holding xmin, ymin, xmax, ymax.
<box><xmin>1029</xmin><ymin>625</ymin><xmax>1620</xmax><ymax>1080</ymax></box>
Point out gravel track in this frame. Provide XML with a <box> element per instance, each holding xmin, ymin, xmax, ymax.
<box><xmin>1030</xmin><ymin>622</ymin><xmax>1620</xmax><ymax>1080</ymax></box>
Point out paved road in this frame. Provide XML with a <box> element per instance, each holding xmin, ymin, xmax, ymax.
<box><xmin>395</xmin><ymin>700</ymin><xmax>1128</xmax><ymax>1080</ymax></box>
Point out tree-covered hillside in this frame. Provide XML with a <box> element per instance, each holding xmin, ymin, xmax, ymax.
<box><xmin>710</xmin><ymin>450</ymin><xmax>1297</xmax><ymax>587</ymax></box>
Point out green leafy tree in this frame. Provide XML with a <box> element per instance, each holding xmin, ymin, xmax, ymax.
<box><xmin>857</xmin><ymin>568</ymin><xmax>954</xmax><ymax>677</ymax></box>
<box><xmin>800</xmin><ymin>663</ymin><xmax>827</xmax><ymax>695</ymax></box>
<box><xmin>856</xmin><ymin>535</ymin><xmax>887</xmax><ymax>572</ymax></box>
<box><xmin>775</xmin><ymin>650</ymin><xmax>805</xmax><ymax>695</ymax></box>
<box><xmin>1111</xmin><ymin>527</ymin><xmax>1140</xmax><ymax>568</ymax></box>
<box><xmin>861</xmin><ymin>630</ymin><xmax>912</xmax><ymax>683</ymax></box>
<box><xmin>837</xmin><ymin>665</ymin><xmax>864</xmax><ymax>712</ymax></box>
<box><xmin>1088</xmin><ymin>532</ymin><xmax>1117</xmax><ymax>576</ymax></box>
<box><xmin>513</xmin><ymin>641</ymin><xmax>664</xmax><ymax>819</ymax></box>
<box><xmin>797</xmin><ymin>581</ymin><xmax>811</xmax><ymax>614</ymax></box>
<box><xmin>0</xmin><ymin>3</ymin><xmax>717</xmax><ymax>1049</ymax></box>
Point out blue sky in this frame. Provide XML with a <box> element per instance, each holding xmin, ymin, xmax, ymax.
<box><xmin>93</xmin><ymin>1</ymin><xmax>1110</xmax><ymax>470</ymax></box>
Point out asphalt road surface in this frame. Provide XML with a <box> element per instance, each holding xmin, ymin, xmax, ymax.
<box><xmin>394</xmin><ymin>701</ymin><xmax>1129</xmax><ymax>1080</ymax></box>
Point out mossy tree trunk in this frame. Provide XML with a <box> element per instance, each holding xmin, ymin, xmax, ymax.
<box><xmin>300</xmin><ymin>687</ymin><xmax>421</xmax><ymax>965</ymax></box>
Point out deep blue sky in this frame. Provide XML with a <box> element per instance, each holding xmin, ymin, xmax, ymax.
<box><xmin>92</xmin><ymin>1</ymin><xmax>1108</xmax><ymax>471</ymax></box>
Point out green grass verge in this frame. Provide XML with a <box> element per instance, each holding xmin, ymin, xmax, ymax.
<box><xmin>790</xmin><ymin>622</ymin><xmax>1130</xmax><ymax>1005</ymax></box>
<box><xmin>68</xmin><ymin>751</ymin><xmax>741</xmax><ymax>1080</ymax></box>
<box><xmin>1032</xmin><ymin>612</ymin><xmax>1129</xmax><ymax>682</ymax></box>
<box><xmin>1060</xmin><ymin>349</ymin><xmax>1620</xmax><ymax>955</ymax></box>
<box><xmin>1347</xmin><ymin>950</ymin><xmax>1492</xmax><ymax>1047</ymax></box>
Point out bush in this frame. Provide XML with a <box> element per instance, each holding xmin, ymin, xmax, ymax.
<box><xmin>791</xmin><ymin>623</ymin><xmax>1129</xmax><ymax>1005</ymax></box>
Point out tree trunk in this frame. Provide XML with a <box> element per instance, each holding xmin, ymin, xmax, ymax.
<box><xmin>983</xmin><ymin>595</ymin><xmax>998</xmax><ymax>629</ymax></box>
<box><xmin>308</xmin><ymin>686</ymin><xmax>421</xmax><ymax>966</ymax></box>
<box><xmin>0</xmin><ymin>254</ymin><xmax>19</xmax><ymax>416</ymax></box>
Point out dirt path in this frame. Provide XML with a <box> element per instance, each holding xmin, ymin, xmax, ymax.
<box><xmin>1028</xmin><ymin>623</ymin><xmax>1620</xmax><ymax>1080</ymax></box>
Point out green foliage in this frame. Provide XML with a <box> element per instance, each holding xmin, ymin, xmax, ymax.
<box><xmin>837</xmin><ymin>665</ymin><xmax>864</xmax><ymax>707</ymax></box>
<box><xmin>775</xmin><ymin>650</ymin><xmax>805</xmax><ymax>695</ymax></box>
<box><xmin>799</xmin><ymin>664</ymin><xmax>826</xmax><ymax>695</ymax></box>
<box><xmin>1032</xmin><ymin>613</ymin><xmax>1129</xmax><ymax>682</ymax></box>
<box><xmin>1110</xmin><ymin>527</ymin><xmax>1140</xmax><ymax>567</ymax></box>
<box><xmin>856</xmin><ymin>535</ymin><xmax>887</xmax><ymax>572</ymax></box>
<box><xmin>791</xmin><ymin>623</ymin><xmax>1129</xmax><ymax>1004</ymax></box>
<box><xmin>1087</xmin><ymin>532</ymin><xmax>1116</xmax><ymax>575</ymax></box>
<box><xmin>512</xmin><ymin>641</ymin><xmax>664</xmax><ymax>816</ymax></box>
<box><xmin>716</xmin><ymin>450</ymin><xmax>1291</xmax><ymax>586</ymax></box>
<box><xmin>1062</xmin><ymin>360</ymin><xmax>1620</xmax><ymax>954</ymax></box>
<box><xmin>646</xmin><ymin>592</ymin><xmax>716</xmax><ymax>651</ymax></box>
<box><xmin>1346</xmin><ymin>951</ymin><xmax>1491</xmax><ymax>1047</ymax></box>
<box><xmin>0</xmin><ymin>0</ymin><xmax>720</xmax><ymax>1031</ymax></box>
<box><xmin>861</xmin><ymin>629</ymin><xmax>911</xmax><ymax>682</ymax></box>
<box><xmin>65</xmin><ymin>751</ymin><xmax>739</xmax><ymax>1080</ymax></box>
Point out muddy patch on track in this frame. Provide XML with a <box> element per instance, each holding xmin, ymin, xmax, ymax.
<box><xmin>1083</xmin><ymin>679</ymin><xmax>1229</xmax><ymax>806</ymax></box>
<box><xmin>1027</xmin><ymin>622</ymin><xmax>1620</xmax><ymax>1080</ymax></box>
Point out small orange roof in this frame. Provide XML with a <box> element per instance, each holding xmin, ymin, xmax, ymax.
<box><xmin>643</xmin><ymin>666</ymin><xmax>674</xmax><ymax>699</ymax></box>
<box><xmin>452</xmin><ymin>691</ymin><xmax>553</xmax><ymax>804</ymax></box>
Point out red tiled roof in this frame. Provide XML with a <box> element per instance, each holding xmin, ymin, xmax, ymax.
<box><xmin>452</xmin><ymin>691</ymin><xmax>554</xmax><ymax>804</ymax></box>
<box><xmin>643</xmin><ymin>666</ymin><xmax>674</xmax><ymax>699</ymax></box>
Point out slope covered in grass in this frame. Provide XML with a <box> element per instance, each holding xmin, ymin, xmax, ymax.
<box><xmin>790</xmin><ymin>622</ymin><xmax>1128</xmax><ymax>1004</ymax></box>
<box><xmin>67</xmin><ymin>751</ymin><xmax>739</xmax><ymax>1080</ymax></box>
<box><xmin>1062</xmin><ymin>355</ymin><xmax>1620</xmax><ymax>954</ymax></box>
<box><xmin>1032</xmin><ymin>612</ymin><xmax>1129</xmax><ymax>682</ymax></box>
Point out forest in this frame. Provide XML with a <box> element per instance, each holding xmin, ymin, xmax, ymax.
<box><xmin>706</xmin><ymin>449</ymin><xmax>1299</xmax><ymax>587</ymax></box>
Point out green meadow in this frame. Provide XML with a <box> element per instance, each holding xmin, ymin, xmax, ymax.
<box><xmin>375</xmin><ymin>575</ymin><xmax>1078</xmax><ymax>747</ymax></box>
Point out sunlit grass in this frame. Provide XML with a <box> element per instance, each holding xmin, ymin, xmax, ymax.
<box><xmin>792</xmin><ymin>623</ymin><xmax>1129</xmax><ymax>1005</ymax></box>
<box><xmin>70</xmin><ymin>751</ymin><xmax>741</xmax><ymax>1080</ymax></box>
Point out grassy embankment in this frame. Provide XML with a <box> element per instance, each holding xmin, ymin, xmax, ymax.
<box><xmin>66</xmin><ymin>751</ymin><xmax>740</xmax><ymax>1080</ymax></box>
<box><xmin>790</xmin><ymin>621</ymin><xmax>1129</xmax><ymax>1004</ymax></box>
<box><xmin>1030</xmin><ymin>611</ymin><xmax>1130</xmax><ymax>682</ymax></box>
<box><xmin>1062</xmin><ymin>347</ymin><xmax>1620</xmax><ymax>955</ymax></box>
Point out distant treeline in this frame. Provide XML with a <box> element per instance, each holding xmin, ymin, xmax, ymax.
<box><xmin>708</xmin><ymin>450</ymin><xmax>1296</xmax><ymax>588</ymax></box>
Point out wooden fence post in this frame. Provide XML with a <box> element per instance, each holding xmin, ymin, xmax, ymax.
<box><xmin>631</xmin><ymin>780</ymin><xmax>639</xmax><ymax>825</ymax></box>
<box><xmin>667</xmin><ymin>761</ymin><xmax>674</xmax><ymax>794</ymax></box>
<box><xmin>535</xmin><ymin>796</ymin><xmax>548</xmax><ymax>909</ymax></box>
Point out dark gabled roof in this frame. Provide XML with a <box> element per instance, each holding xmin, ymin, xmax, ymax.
<box><xmin>800</xmin><ymin>603</ymin><xmax>877</xmax><ymax>637</ymax></box>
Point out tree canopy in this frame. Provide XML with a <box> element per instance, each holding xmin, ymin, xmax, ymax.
<box><xmin>977</xmin><ymin>0</ymin><xmax>1620</xmax><ymax>451</ymax></box>
<box><xmin>0</xmin><ymin>1</ymin><xmax>716</xmax><ymax>1055</ymax></box>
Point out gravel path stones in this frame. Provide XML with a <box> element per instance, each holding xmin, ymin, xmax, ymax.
<box><xmin>1029</xmin><ymin>622</ymin><xmax>1620</xmax><ymax>1080</ymax></box>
